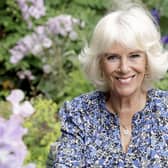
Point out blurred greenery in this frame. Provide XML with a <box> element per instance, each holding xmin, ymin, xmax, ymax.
<box><xmin>0</xmin><ymin>101</ymin><xmax>11</xmax><ymax>119</ymax></box>
<box><xmin>155</xmin><ymin>73</ymin><xmax>168</xmax><ymax>90</ymax></box>
<box><xmin>23</xmin><ymin>96</ymin><xmax>61</xmax><ymax>168</ymax></box>
<box><xmin>0</xmin><ymin>0</ymin><xmax>109</xmax><ymax>102</ymax></box>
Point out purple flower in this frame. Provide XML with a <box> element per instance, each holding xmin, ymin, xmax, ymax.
<box><xmin>6</xmin><ymin>89</ymin><xmax>24</xmax><ymax>104</ymax></box>
<box><xmin>28</xmin><ymin>5</ymin><xmax>45</xmax><ymax>19</ymax></box>
<box><xmin>17</xmin><ymin>101</ymin><xmax>35</xmax><ymax>118</ymax></box>
<box><xmin>22</xmin><ymin>35</ymin><xmax>35</xmax><ymax>51</ymax></box>
<box><xmin>35</xmin><ymin>25</ymin><xmax>46</xmax><ymax>35</ymax></box>
<box><xmin>0</xmin><ymin>115</ymin><xmax>35</xmax><ymax>168</ymax></box>
<box><xmin>10</xmin><ymin>53</ymin><xmax>24</xmax><ymax>64</ymax></box>
<box><xmin>31</xmin><ymin>44</ymin><xmax>43</xmax><ymax>55</ymax></box>
<box><xmin>161</xmin><ymin>35</ymin><xmax>168</xmax><ymax>45</ymax></box>
<box><xmin>0</xmin><ymin>119</ymin><xmax>29</xmax><ymax>166</ymax></box>
<box><xmin>151</xmin><ymin>8</ymin><xmax>160</xmax><ymax>24</ymax></box>
<box><xmin>0</xmin><ymin>91</ymin><xmax>36</xmax><ymax>167</ymax></box>
<box><xmin>6</xmin><ymin>89</ymin><xmax>35</xmax><ymax>118</ymax></box>
<box><xmin>9</xmin><ymin>14</ymin><xmax>83</xmax><ymax>64</ymax></box>
<box><xmin>42</xmin><ymin>37</ymin><xmax>52</xmax><ymax>48</ymax></box>
<box><xmin>16</xmin><ymin>0</ymin><xmax>45</xmax><ymax>28</ymax></box>
<box><xmin>46</xmin><ymin>15</ymin><xmax>81</xmax><ymax>37</ymax></box>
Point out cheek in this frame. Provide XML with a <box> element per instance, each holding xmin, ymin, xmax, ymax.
<box><xmin>101</xmin><ymin>62</ymin><xmax>116</xmax><ymax>74</ymax></box>
<box><xmin>140</xmin><ymin>64</ymin><xmax>147</xmax><ymax>73</ymax></box>
<box><xmin>136</xmin><ymin>65</ymin><xmax>145</xmax><ymax>73</ymax></box>
<box><xmin>102</xmin><ymin>66</ymin><xmax>115</xmax><ymax>79</ymax></box>
<box><xmin>134</xmin><ymin>60</ymin><xmax>147</xmax><ymax>73</ymax></box>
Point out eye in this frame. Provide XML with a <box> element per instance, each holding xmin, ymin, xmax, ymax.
<box><xmin>105</xmin><ymin>54</ymin><xmax>120</xmax><ymax>61</ymax></box>
<box><xmin>129</xmin><ymin>54</ymin><xmax>141</xmax><ymax>59</ymax></box>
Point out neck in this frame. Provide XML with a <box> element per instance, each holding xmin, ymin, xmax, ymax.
<box><xmin>106</xmin><ymin>89</ymin><xmax>147</xmax><ymax>118</ymax></box>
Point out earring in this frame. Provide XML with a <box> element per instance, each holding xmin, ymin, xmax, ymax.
<box><xmin>101</xmin><ymin>71</ymin><xmax>105</xmax><ymax>78</ymax></box>
<box><xmin>145</xmin><ymin>65</ymin><xmax>150</xmax><ymax>78</ymax></box>
<box><xmin>144</xmin><ymin>72</ymin><xmax>149</xmax><ymax>78</ymax></box>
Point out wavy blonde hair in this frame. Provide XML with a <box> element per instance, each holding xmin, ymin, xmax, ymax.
<box><xmin>79</xmin><ymin>4</ymin><xmax>168</xmax><ymax>91</ymax></box>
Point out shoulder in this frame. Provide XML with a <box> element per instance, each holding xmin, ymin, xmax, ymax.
<box><xmin>148</xmin><ymin>88</ymin><xmax>168</xmax><ymax>104</ymax></box>
<box><xmin>59</xmin><ymin>90</ymin><xmax>105</xmax><ymax>119</ymax></box>
<box><xmin>148</xmin><ymin>88</ymin><xmax>168</xmax><ymax>117</ymax></box>
<box><xmin>69</xmin><ymin>90</ymin><xmax>104</xmax><ymax>109</ymax></box>
<box><xmin>148</xmin><ymin>88</ymin><xmax>168</xmax><ymax>98</ymax></box>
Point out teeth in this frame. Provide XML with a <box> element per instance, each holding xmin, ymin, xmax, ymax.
<box><xmin>118</xmin><ymin>77</ymin><xmax>133</xmax><ymax>84</ymax></box>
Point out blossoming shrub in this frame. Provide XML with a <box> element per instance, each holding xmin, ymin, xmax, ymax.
<box><xmin>16</xmin><ymin>0</ymin><xmax>46</xmax><ymax>28</ymax></box>
<box><xmin>8</xmin><ymin>14</ymin><xmax>84</xmax><ymax>101</ymax></box>
<box><xmin>23</xmin><ymin>96</ymin><xmax>61</xmax><ymax>168</ymax></box>
<box><xmin>0</xmin><ymin>89</ymin><xmax>35</xmax><ymax>168</ymax></box>
<box><xmin>0</xmin><ymin>0</ymin><xmax>113</xmax><ymax>102</ymax></box>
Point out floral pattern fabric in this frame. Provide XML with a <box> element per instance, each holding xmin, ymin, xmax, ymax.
<box><xmin>53</xmin><ymin>89</ymin><xmax>168</xmax><ymax>168</ymax></box>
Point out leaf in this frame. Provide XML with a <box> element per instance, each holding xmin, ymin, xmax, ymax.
<box><xmin>160</xmin><ymin>17</ymin><xmax>168</xmax><ymax>34</ymax></box>
<box><xmin>160</xmin><ymin>0</ymin><xmax>168</xmax><ymax>17</ymax></box>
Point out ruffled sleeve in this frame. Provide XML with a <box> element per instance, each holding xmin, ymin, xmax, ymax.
<box><xmin>53</xmin><ymin>100</ymin><xmax>86</xmax><ymax>168</ymax></box>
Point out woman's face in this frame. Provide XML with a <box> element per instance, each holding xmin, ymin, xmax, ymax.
<box><xmin>101</xmin><ymin>43</ymin><xmax>147</xmax><ymax>97</ymax></box>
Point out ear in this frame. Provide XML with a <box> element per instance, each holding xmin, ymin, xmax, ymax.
<box><xmin>99</xmin><ymin>55</ymin><xmax>105</xmax><ymax>78</ymax></box>
<box><xmin>145</xmin><ymin>53</ymin><xmax>148</xmax><ymax>71</ymax></box>
<box><xmin>144</xmin><ymin>63</ymin><xmax>150</xmax><ymax>79</ymax></box>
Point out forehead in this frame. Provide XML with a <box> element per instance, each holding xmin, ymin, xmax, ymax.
<box><xmin>105</xmin><ymin>42</ymin><xmax>143</xmax><ymax>54</ymax></box>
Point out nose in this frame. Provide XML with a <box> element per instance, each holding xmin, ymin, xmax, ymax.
<box><xmin>119</xmin><ymin>57</ymin><xmax>129</xmax><ymax>73</ymax></box>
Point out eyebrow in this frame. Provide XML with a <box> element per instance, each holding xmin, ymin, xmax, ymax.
<box><xmin>104</xmin><ymin>50</ymin><xmax>144</xmax><ymax>56</ymax></box>
<box><xmin>103</xmin><ymin>53</ymin><xmax>120</xmax><ymax>56</ymax></box>
<box><xmin>129</xmin><ymin>50</ymin><xmax>144</xmax><ymax>54</ymax></box>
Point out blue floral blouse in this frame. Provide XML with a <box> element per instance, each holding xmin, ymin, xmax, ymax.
<box><xmin>53</xmin><ymin>89</ymin><xmax>168</xmax><ymax>168</ymax></box>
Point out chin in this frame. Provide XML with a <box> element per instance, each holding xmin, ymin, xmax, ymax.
<box><xmin>113</xmin><ymin>87</ymin><xmax>140</xmax><ymax>97</ymax></box>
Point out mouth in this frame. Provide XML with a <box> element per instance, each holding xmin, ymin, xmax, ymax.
<box><xmin>115</xmin><ymin>75</ymin><xmax>136</xmax><ymax>84</ymax></box>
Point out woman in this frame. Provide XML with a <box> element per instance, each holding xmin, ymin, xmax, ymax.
<box><xmin>52</xmin><ymin>2</ymin><xmax>168</xmax><ymax>168</ymax></box>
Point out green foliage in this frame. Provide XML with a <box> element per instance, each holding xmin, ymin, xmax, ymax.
<box><xmin>0</xmin><ymin>0</ymin><xmax>29</xmax><ymax>58</ymax></box>
<box><xmin>0</xmin><ymin>0</ymin><xmax>23</xmax><ymax>34</ymax></box>
<box><xmin>0</xmin><ymin>0</ymin><xmax>111</xmax><ymax>102</ymax></box>
<box><xmin>23</xmin><ymin>96</ymin><xmax>61</xmax><ymax>168</ymax></box>
<box><xmin>57</xmin><ymin>69</ymin><xmax>94</xmax><ymax>106</ymax></box>
<box><xmin>155</xmin><ymin>73</ymin><xmax>168</xmax><ymax>90</ymax></box>
<box><xmin>45</xmin><ymin>0</ymin><xmax>111</xmax><ymax>41</ymax></box>
<box><xmin>141</xmin><ymin>0</ymin><xmax>168</xmax><ymax>35</ymax></box>
<box><xmin>0</xmin><ymin>101</ymin><xmax>11</xmax><ymax>119</ymax></box>
<box><xmin>160</xmin><ymin>0</ymin><xmax>168</xmax><ymax>17</ymax></box>
<box><xmin>36</xmin><ymin>32</ymin><xmax>81</xmax><ymax>101</ymax></box>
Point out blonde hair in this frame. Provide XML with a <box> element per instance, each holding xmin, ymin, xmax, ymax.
<box><xmin>79</xmin><ymin>3</ymin><xmax>168</xmax><ymax>91</ymax></box>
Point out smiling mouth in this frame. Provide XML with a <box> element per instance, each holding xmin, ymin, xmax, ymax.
<box><xmin>115</xmin><ymin>75</ymin><xmax>135</xmax><ymax>84</ymax></box>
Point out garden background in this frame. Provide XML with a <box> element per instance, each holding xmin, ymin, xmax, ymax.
<box><xmin>0</xmin><ymin>0</ymin><xmax>168</xmax><ymax>167</ymax></box>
